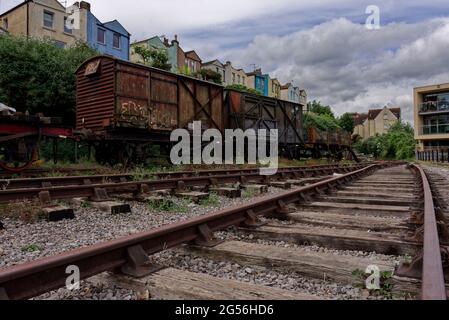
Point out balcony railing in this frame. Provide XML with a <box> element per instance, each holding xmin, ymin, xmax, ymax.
<box><xmin>419</xmin><ymin>101</ymin><xmax>449</xmax><ymax>113</ymax></box>
<box><xmin>420</xmin><ymin>124</ymin><xmax>449</xmax><ymax>135</ymax></box>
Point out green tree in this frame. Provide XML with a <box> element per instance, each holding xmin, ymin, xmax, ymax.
<box><xmin>354</xmin><ymin>122</ymin><xmax>416</xmax><ymax>160</ymax></box>
<box><xmin>338</xmin><ymin>112</ymin><xmax>355</xmax><ymax>133</ymax></box>
<box><xmin>0</xmin><ymin>36</ymin><xmax>98</xmax><ymax>125</ymax></box>
<box><xmin>307</xmin><ymin>100</ymin><xmax>335</xmax><ymax>118</ymax></box>
<box><xmin>303</xmin><ymin>112</ymin><xmax>340</xmax><ymax>131</ymax></box>
<box><xmin>133</xmin><ymin>45</ymin><xmax>171</xmax><ymax>71</ymax></box>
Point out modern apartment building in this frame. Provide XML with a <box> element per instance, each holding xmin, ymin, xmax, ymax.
<box><xmin>414</xmin><ymin>83</ymin><xmax>449</xmax><ymax>155</ymax></box>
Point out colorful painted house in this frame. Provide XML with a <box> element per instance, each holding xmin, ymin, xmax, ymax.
<box><xmin>223</xmin><ymin>61</ymin><xmax>247</xmax><ymax>87</ymax></box>
<box><xmin>0</xmin><ymin>1</ymin><xmax>130</xmax><ymax>60</ymax></box>
<box><xmin>280</xmin><ymin>83</ymin><xmax>301</xmax><ymax>103</ymax></box>
<box><xmin>202</xmin><ymin>60</ymin><xmax>226</xmax><ymax>84</ymax></box>
<box><xmin>130</xmin><ymin>36</ymin><xmax>178</xmax><ymax>72</ymax></box>
<box><xmin>268</xmin><ymin>77</ymin><xmax>281</xmax><ymax>99</ymax></box>
<box><xmin>84</xmin><ymin>4</ymin><xmax>130</xmax><ymax>60</ymax></box>
<box><xmin>246</xmin><ymin>69</ymin><xmax>268</xmax><ymax>96</ymax></box>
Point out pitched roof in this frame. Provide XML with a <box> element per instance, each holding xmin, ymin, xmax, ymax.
<box><xmin>185</xmin><ymin>50</ymin><xmax>202</xmax><ymax>62</ymax></box>
<box><xmin>353</xmin><ymin>113</ymin><xmax>368</xmax><ymax>126</ymax></box>
<box><xmin>0</xmin><ymin>0</ymin><xmax>32</xmax><ymax>17</ymax></box>
<box><xmin>202</xmin><ymin>59</ymin><xmax>224</xmax><ymax>67</ymax></box>
<box><xmin>368</xmin><ymin>107</ymin><xmax>401</xmax><ymax>120</ymax></box>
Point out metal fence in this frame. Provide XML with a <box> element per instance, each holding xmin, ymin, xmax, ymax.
<box><xmin>416</xmin><ymin>148</ymin><xmax>449</xmax><ymax>163</ymax></box>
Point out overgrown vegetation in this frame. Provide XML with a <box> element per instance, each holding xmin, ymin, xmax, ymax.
<box><xmin>354</xmin><ymin>122</ymin><xmax>416</xmax><ymax>160</ymax></box>
<box><xmin>0</xmin><ymin>36</ymin><xmax>98</xmax><ymax>125</ymax></box>
<box><xmin>147</xmin><ymin>198</ymin><xmax>189</xmax><ymax>213</ymax></box>
<box><xmin>199</xmin><ymin>192</ymin><xmax>219</xmax><ymax>207</ymax></box>
<box><xmin>194</xmin><ymin>69</ymin><xmax>222</xmax><ymax>84</ymax></box>
<box><xmin>133</xmin><ymin>45</ymin><xmax>172</xmax><ymax>71</ymax></box>
<box><xmin>305</xmin><ymin>101</ymin><xmax>355</xmax><ymax>134</ymax></box>
<box><xmin>21</xmin><ymin>244</ymin><xmax>42</xmax><ymax>253</ymax></box>
<box><xmin>0</xmin><ymin>200</ymin><xmax>45</xmax><ymax>222</ymax></box>
<box><xmin>351</xmin><ymin>269</ymin><xmax>395</xmax><ymax>299</ymax></box>
<box><xmin>226</xmin><ymin>84</ymin><xmax>263</xmax><ymax>96</ymax></box>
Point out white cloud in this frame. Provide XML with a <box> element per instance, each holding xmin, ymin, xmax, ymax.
<box><xmin>223</xmin><ymin>18</ymin><xmax>449</xmax><ymax>123</ymax></box>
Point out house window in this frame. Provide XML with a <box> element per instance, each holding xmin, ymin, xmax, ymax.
<box><xmin>64</xmin><ymin>17</ymin><xmax>73</xmax><ymax>34</ymax></box>
<box><xmin>237</xmin><ymin>75</ymin><xmax>241</xmax><ymax>84</ymax></box>
<box><xmin>43</xmin><ymin>11</ymin><xmax>54</xmax><ymax>29</ymax></box>
<box><xmin>232</xmin><ymin>73</ymin><xmax>235</xmax><ymax>83</ymax></box>
<box><xmin>97</xmin><ymin>28</ymin><xmax>106</xmax><ymax>44</ymax></box>
<box><xmin>242</xmin><ymin>77</ymin><xmax>245</xmax><ymax>85</ymax></box>
<box><xmin>3</xmin><ymin>18</ymin><xmax>8</xmax><ymax>30</ymax></box>
<box><xmin>113</xmin><ymin>33</ymin><xmax>121</xmax><ymax>49</ymax></box>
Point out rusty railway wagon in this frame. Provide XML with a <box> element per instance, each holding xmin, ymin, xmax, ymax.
<box><xmin>225</xmin><ymin>89</ymin><xmax>304</xmax><ymax>158</ymax></box>
<box><xmin>74</xmin><ymin>55</ymin><xmax>354</xmax><ymax>166</ymax></box>
<box><xmin>76</xmin><ymin>55</ymin><xmax>224</xmax><ymax>165</ymax></box>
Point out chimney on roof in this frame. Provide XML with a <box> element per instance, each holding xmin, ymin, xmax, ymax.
<box><xmin>163</xmin><ymin>37</ymin><xmax>169</xmax><ymax>46</ymax></box>
<box><xmin>80</xmin><ymin>1</ymin><xmax>91</xmax><ymax>11</ymax></box>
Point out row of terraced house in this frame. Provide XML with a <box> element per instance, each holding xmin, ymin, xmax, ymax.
<box><xmin>130</xmin><ymin>35</ymin><xmax>307</xmax><ymax>104</ymax></box>
<box><xmin>0</xmin><ymin>0</ymin><xmax>306</xmax><ymax>104</ymax></box>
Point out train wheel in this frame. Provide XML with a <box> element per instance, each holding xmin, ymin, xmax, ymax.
<box><xmin>0</xmin><ymin>141</ymin><xmax>38</xmax><ymax>173</ymax></box>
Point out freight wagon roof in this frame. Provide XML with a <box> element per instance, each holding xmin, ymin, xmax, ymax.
<box><xmin>225</xmin><ymin>88</ymin><xmax>304</xmax><ymax>107</ymax></box>
<box><xmin>76</xmin><ymin>55</ymin><xmax>224</xmax><ymax>88</ymax></box>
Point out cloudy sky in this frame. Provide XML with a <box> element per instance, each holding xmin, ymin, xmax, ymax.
<box><xmin>2</xmin><ymin>0</ymin><xmax>449</xmax><ymax>123</ymax></box>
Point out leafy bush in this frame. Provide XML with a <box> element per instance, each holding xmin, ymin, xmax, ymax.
<box><xmin>133</xmin><ymin>45</ymin><xmax>171</xmax><ymax>71</ymax></box>
<box><xmin>194</xmin><ymin>69</ymin><xmax>222</xmax><ymax>84</ymax></box>
<box><xmin>354</xmin><ymin>122</ymin><xmax>416</xmax><ymax>160</ymax></box>
<box><xmin>307</xmin><ymin>100</ymin><xmax>335</xmax><ymax>118</ymax></box>
<box><xmin>226</xmin><ymin>84</ymin><xmax>262</xmax><ymax>96</ymax></box>
<box><xmin>304</xmin><ymin>112</ymin><xmax>341</xmax><ymax>131</ymax></box>
<box><xmin>0</xmin><ymin>36</ymin><xmax>98</xmax><ymax>125</ymax></box>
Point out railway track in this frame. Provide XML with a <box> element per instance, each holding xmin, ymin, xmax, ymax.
<box><xmin>0</xmin><ymin>163</ymin><xmax>368</xmax><ymax>203</ymax></box>
<box><xmin>0</xmin><ymin>162</ymin><xmax>447</xmax><ymax>300</ymax></box>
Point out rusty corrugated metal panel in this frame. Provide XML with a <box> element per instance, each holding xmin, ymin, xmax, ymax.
<box><xmin>76</xmin><ymin>57</ymin><xmax>116</xmax><ymax>130</ymax></box>
<box><xmin>76</xmin><ymin>56</ymin><xmax>224</xmax><ymax>135</ymax></box>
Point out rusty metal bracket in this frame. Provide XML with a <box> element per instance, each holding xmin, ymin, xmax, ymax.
<box><xmin>0</xmin><ymin>287</ymin><xmax>9</xmax><ymax>300</ymax></box>
<box><xmin>209</xmin><ymin>178</ymin><xmax>218</xmax><ymax>186</ymax></box>
<box><xmin>91</xmin><ymin>188</ymin><xmax>109</xmax><ymax>202</ymax></box>
<box><xmin>395</xmin><ymin>251</ymin><xmax>423</xmax><ymax>279</ymax></box>
<box><xmin>299</xmin><ymin>192</ymin><xmax>312</xmax><ymax>202</ymax></box>
<box><xmin>194</xmin><ymin>224</ymin><xmax>223</xmax><ymax>247</ymax></box>
<box><xmin>409</xmin><ymin>211</ymin><xmax>424</xmax><ymax>225</ymax></box>
<box><xmin>242</xmin><ymin>209</ymin><xmax>266</xmax><ymax>228</ymax></box>
<box><xmin>176</xmin><ymin>181</ymin><xmax>186</xmax><ymax>192</ymax></box>
<box><xmin>38</xmin><ymin>191</ymin><xmax>51</xmax><ymax>206</ymax></box>
<box><xmin>405</xmin><ymin>226</ymin><xmax>424</xmax><ymax>243</ymax></box>
<box><xmin>120</xmin><ymin>245</ymin><xmax>163</xmax><ymax>278</ymax></box>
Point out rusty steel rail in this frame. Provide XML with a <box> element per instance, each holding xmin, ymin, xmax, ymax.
<box><xmin>0</xmin><ymin>163</ymin><xmax>367</xmax><ymax>189</ymax></box>
<box><xmin>411</xmin><ymin>164</ymin><xmax>447</xmax><ymax>300</ymax></box>
<box><xmin>0</xmin><ymin>163</ymin><xmax>385</xmax><ymax>300</ymax></box>
<box><xmin>0</xmin><ymin>164</ymin><xmax>369</xmax><ymax>203</ymax></box>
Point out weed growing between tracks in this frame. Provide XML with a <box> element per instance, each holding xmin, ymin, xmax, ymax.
<box><xmin>199</xmin><ymin>192</ymin><xmax>219</xmax><ymax>207</ymax></box>
<box><xmin>351</xmin><ymin>269</ymin><xmax>395</xmax><ymax>299</ymax></box>
<box><xmin>0</xmin><ymin>200</ymin><xmax>46</xmax><ymax>223</ymax></box>
<box><xmin>147</xmin><ymin>198</ymin><xmax>190</xmax><ymax>213</ymax></box>
<box><xmin>21</xmin><ymin>244</ymin><xmax>41</xmax><ymax>253</ymax></box>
